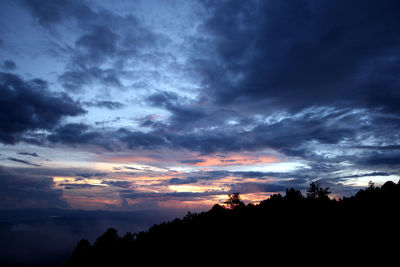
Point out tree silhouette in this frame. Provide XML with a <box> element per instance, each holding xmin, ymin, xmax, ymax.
<box><xmin>68</xmin><ymin>239</ymin><xmax>91</xmax><ymax>266</ymax></box>
<box><xmin>306</xmin><ymin>182</ymin><xmax>331</xmax><ymax>200</ymax></box>
<box><xmin>66</xmin><ymin>179</ymin><xmax>400</xmax><ymax>265</ymax></box>
<box><xmin>224</xmin><ymin>192</ymin><xmax>245</xmax><ymax>209</ymax></box>
<box><xmin>284</xmin><ymin>187</ymin><xmax>303</xmax><ymax>201</ymax></box>
<box><xmin>94</xmin><ymin>227</ymin><xmax>119</xmax><ymax>248</ymax></box>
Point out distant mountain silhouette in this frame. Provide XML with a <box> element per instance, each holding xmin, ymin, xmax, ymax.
<box><xmin>0</xmin><ymin>208</ymin><xmax>184</xmax><ymax>266</ymax></box>
<box><xmin>66</xmin><ymin>180</ymin><xmax>400</xmax><ymax>265</ymax></box>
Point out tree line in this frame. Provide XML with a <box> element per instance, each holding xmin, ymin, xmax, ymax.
<box><xmin>66</xmin><ymin>180</ymin><xmax>400</xmax><ymax>265</ymax></box>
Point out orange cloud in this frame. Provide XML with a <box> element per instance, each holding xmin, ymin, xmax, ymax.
<box><xmin>240</xmin><ymin>192</ymin><xmax>271</xmax><ymax>204</ymax></box>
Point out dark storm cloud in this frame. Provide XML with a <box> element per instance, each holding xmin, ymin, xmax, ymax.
<box><xmin>0</xmin><ymin>167</ymin><xmax>69</xmax><ymax>209</ymax></box>
<box><xmin>83</xmin><ymin>100</ymin><xmax>125</xmax><ymax>110</ymax></box>
<box><xmin>7</xmin><ymin>157</ymin><xmax>41</xmax><ymax>167</ymax></box>
<box><xmin>95</xmin><ymin>117</ymin><xmax>121</xmax><ymax>126</ymax></box>
<box><xmin>354</xmin><ymin>145</ymin><xmax>400</xmax><ymax>151</ymax></box>
<box><xmin>101</xmin><ymin>180</ymin><xmax>133</xmax><ymax>189</ymax></box>
<box><xmin>229</xmin><ymin>182</ymin><xmax>287</xmax><ymax>194</ymax></box>
<box><xmin>117</xmin><ymin>128</ymin><xmax>167</xmax><ymax>150</ymax></box>
<box><xmin>167</xmin><ymin>177</ymin><xmax>199</xmax><ymax>185</ymax></box>
<box><xmin>199</xmin><ymin>0</ymin><xmax>400</xmax><ymax>113</ymax></box>
<box><xmin>138</xmin><ymin>116</ymin><xmax>164</xmax><ymax>129</ymax></box>
<box><xmin>0</xmin><ymin>167</ymin><xmax>108</xmax><ymax>182</ymax></box>
<box><xmin>152</xmin><ymin>168</ymin><xmax>297</xmax><ymax>194</ymax></box>
<box><xmin>18</xmin><ymin>152</ymin><xmax>39</xmax><ymax>157</ymax></box>
<box><xmin>59</xmin><ymin>183</ymin><xmax>101</xmax><ymax>190</ymax></box>
<box><xmin>22</xmin><ymin>0</ymin><xmax>95</xmax><ymax>27</ymax></box>
<box><xmin>74</xmin><ymin>25</ymin><xmax>120</xmax><ymax>64</ymax></box>
<box><xmin>2</xmin><ymin>60</ymin><xmax>16</xmax><ymax>70</ymax></box>
<box><xmin>59</xmin><ymin>66</ymin><xmax>122</xmax><ymax>92</ymax></box>
<box><xmin>229</xmin><ymin>171</ymin><xmax>309</xmax><ymax>181</ymax></box>
<box><xmin>167</xmin><ymin>105</ymin><xmax>208</xmax><ymax>128</ymax></box>
<box><xmin>101</xmin><ymin>0</ymin><xmax>400</xmax><ymax>184</ymax></box>
<box><xmin>146</xmin><ymin>91</ymin><xmax>208</xmax><ymax>129</ymax></box>
<box><xmin>164</xmin><ymin>108</ymin><xmax>359</xmax><ymax>155</ymax></box>
<box><xmin>159</xmin><ymin>171</ymin><xmax>233</xmax><ymax>186</ymax></box>
<box><xmin>23</xmin><ymin>0</ymin><xmax>163</xmax><ymax>48</ymax></box>
<box><xmin>120</xmin><ymin>190</ymin><xmax>225</xmax><ymax>201</ymax></box>
<box><xmin>58</xmin><ymin>26</ymin><xmax>123</xmax><ymax>92</ymax></box>
<box><xmin>249</xmin><ymin>113</ymin><xmax>354</xmax><ymax>153</ymax></box>
<box><xmin>168</xmin><ymin>131</ymin><xmax>241</xmax><ymax>155</ymax></box>
<box><xmin>358</xmin><ymin>152</ymin><xmax>400</xmax><ymax>167</ymax></box>
<box><xmin>48</xmin><ymin>123</ymin><xmax>100</xmax><ymax>144</ymax></box>
<box><xmin>57</xmin><ymin>69</ymin><xmax>90</xmax><ymax>92</ymax></box>
<box><xmin>147</xmin><ymin>91</ymin><xmax>179</xmax><ymax>107</ymax></box>
<box><xmin>37</xmin><ymin>104</ymin><xmax>356</xmax><ymax>155</ymax></box>
<box><xmin>139</xmin><ymin>92</ymin><xmax>375</xmax><ymax>156</ymax></box>
<box><xmin>23</xmin><ymin>104</ymin><xmax>378</xmax><ymax>165</ymax></box>
<box><xmin>231</xmin><ymin>171</ymin><xmax>272</xmax><ymax>179</ymax></box>
<box><xmin>151</xmin><ymin>169</ymin><xmax>313</xmax><ymax>193</ymax></box>
<box><xmin>179</xmin><ymin>159</ymin><xmax>205</xmax><ymax>164</ymax></box>
<box><xmin>22</xmin><ymin>0</ymin><xmax>167</xmax><ymax>93</ymax></box>
<box><xmin>46</xmin><ymin>123</ymin><xmax>119</xmax><ymax>150</ymax></box>
<box><xmin>75</xmin><ymin>172</ymin><xmax>108</xmax><ymax>179</ymax></box>
<box><xmin>338</xmin><ymin>172</ymin><xmax>392</xmax><ymax>179</ymax></box>
<box><xmin>226</xmin><ymin>170</ymin><xmax>313</xmax><ymax>187</ymax></box>
<box><xmin>0</xmin><ymin>72</ymin><xmax>86</xmax><ymax>144</ymax></box>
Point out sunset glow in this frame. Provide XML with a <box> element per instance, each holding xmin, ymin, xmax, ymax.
<box><xmin>1</xmin><ymin>0</ymin><xmax>399</xmax><ymax>214</ymax></box>
<box><xmin>3</xmin><ymin>1</ymin><xmax>400</xmax><ymax>265</ymax></box>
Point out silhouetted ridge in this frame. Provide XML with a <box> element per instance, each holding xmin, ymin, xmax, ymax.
<box><xmin>66</xmin><ymin>181</ymin><xmax>400</xmax><ymax>265</ymax></box>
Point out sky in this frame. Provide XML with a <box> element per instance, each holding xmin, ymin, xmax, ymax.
<box><xmin>1</xmin><ymin>0</ymin><xmax>400</xmax><ymax>212</ymax></box>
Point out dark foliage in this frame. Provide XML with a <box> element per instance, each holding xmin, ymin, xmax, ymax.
<box><xmin>306</xmin><ymin>181</ymin><xmax>331</xmax><ymax>200</ymax></box>
<box><xmin>66</xmin><ymin>181</ymin><xmax>400</xmax><ymax>265</ymax></box>
<box><xmin>224</xmin><ymin>192</ymin><xmax>245</xmax><ymax>209</ymax></box>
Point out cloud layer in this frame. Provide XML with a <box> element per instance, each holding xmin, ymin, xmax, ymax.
<box><xmin>0</xmin><ymin>72</ymin><xmax>85</xmax><ymax>144</ymax></box>
<box><xmin>1</xmin><ymin>0</ymin><xmax>400</xmax><ymax>210</ymax></box>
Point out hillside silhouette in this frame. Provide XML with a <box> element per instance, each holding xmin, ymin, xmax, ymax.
<box><xmin>66</xmin><ymin>181</ymin><xmax>400</xmax><ymax>265</ymax></box>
